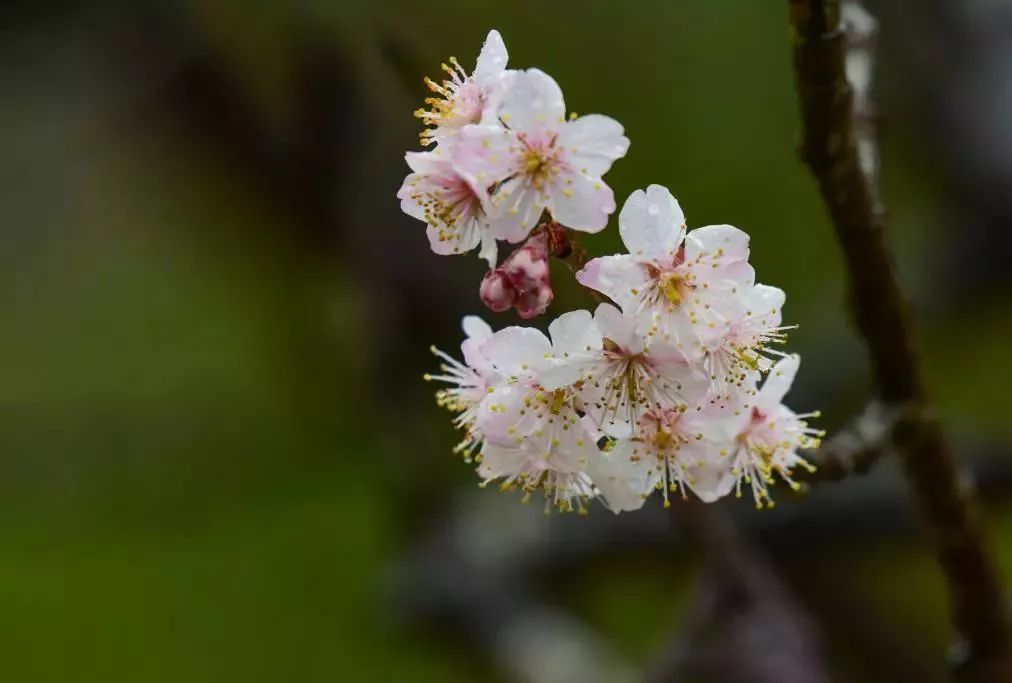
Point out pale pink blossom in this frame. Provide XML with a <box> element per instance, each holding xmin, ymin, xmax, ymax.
<box><xmin>424</xmin><ymin>316</ymin><xmax>498</xmax><ymax>461</ymax></box>
<box><xmin>454</xmin><ymin>69</ymin><xmax>629</xmax><ymax>242</ymax></box>
<box><xmin>576</xmin><ymin>185</ymin><xmax>754</xmax><ymax>363</ymax></box>
<box><xmin>398</xmin><ymin>149</ymin><xmax>499</xmax><ymax>265</ymax></box>
<box><xmin>605</xmin><ymin>405</ymin><xmax>739</xmax><ymax>508</ymax></box>
<box><xmin>475</xmin><ymin>324</ymin><xmax>600</xmax><ymax>510</ymax></box>
<box><xmin>701</xmin><ymin>283</ymin><xmax>791</xmax><ymax>397</ymax></box>
<box><xmin>415</xmin><ymin>30</ymin><xmax>510</xmax><ymax>145</ymax></box>
<box><xmin>725</xmin><ymin>355</ymin><xmax>822</xmax><ymax>508</ymax></box>
<box><xmin>539</xmin><ymin>304</ymin><xmax>708</xmax><ymax>438</ymax></box>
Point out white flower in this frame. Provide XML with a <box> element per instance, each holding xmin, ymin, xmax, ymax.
<box><xmin>576</xmin><ymin>185</ymin><xmax>754</xmax><ymax>365</ymax></box>
<box><xmin>415</xmin><ymin>30</ymin><xmax>510</xmax><ymax>146</ymax></box>
<box><xmin>700</xmin><ymin>283</ymin><xmax>791</xmax><ymax>397</ymax></box>
<box><xmin>725</xmin><ymin>355</ymin><xmax>822</xmax><ymax>508</ymax></box>
<box><xmin>539</xmin><ymin>304</ymin><xmax>708</xmax><ymax>439</ymax></box>
<box><xmin>478</xmin><ymin>441</ymin><xmax>598</xmax><ymax>513</ymax></box>
<box><xmin>606</xmin><ymin>405</ymin><xmax>739</xmax><ymax>508</ymax></box>
<box><xmin>474</xmin><ymin>324</ymin><xmax>602</xmax><ymax>510</ymax></box>
<box><xmin>398</xmin><ymin>149</ymin><xmax>501</xmax><ymax>266</ymax></box>
<box><xmin>454</xmin><ymin>69</ymin><xmax>629</xmax><ymax>243</ymax></box>
<box><xmin>424</xmin><ymin>316</ymin><xmax>499</xmax><ymax>461</ymax></box>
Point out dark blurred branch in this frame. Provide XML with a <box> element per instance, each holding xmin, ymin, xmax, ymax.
<box><xmin>799</xmin><ymin>399</ymin><xmax>911</xmax><ymax>482</ymax></box>
<box><xmin>648</xmin><ymin>505</ymin><xmax>828</xmax><ymax>683</ymax></box>
<box><xmin>788</xmin><ymin>1</ymin><xmax>1011</xmax><ymax>679</ymax></box>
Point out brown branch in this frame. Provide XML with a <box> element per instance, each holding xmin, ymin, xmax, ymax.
<box><xmin>797</xmin><ymin>400</ymin><xmax>913</xmax><ymax>483</ymax></box>
<box><xmin>788</xmin><ymin>1</ymin><xmax>1011</xmax><ymax>679</ymax></box>
<box><xmin>648</xmin><ymin>504</ymin><xmax>829</xmax><ymax>683</ymax></box>
<box><xmin>546</xmin><ymin>224</ymin><xmax>606</xmax><ymax>304</ymax></box>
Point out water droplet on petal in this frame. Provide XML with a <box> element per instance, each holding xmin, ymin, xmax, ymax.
<box><xmin>648</xmin><ymin>203</ymin><xmax>660</xmax><ymax>216</ymax></box>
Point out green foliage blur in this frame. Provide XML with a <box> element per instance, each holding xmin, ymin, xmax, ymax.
<box><xmin>1</xmin><ymin>1</ymin><xmax>1010</xmax><ymax>681</ymax></box>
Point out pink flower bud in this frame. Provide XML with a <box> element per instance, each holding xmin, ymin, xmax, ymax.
<box><xmin>479</xmin><ymin>269</ymin><xmax>516</xmax><ymax>313</ymax></box>
<box><xmin>504</xmin><ymin>248</ymin><xmax>549</xmax><ymax>288</ymax></box>
<box><xmin>514</xmin><ymin>282</ymin><xmax>554</xmax><ymax>319</ymax></box>
<box><xmin>480</xmin><ymin>230</ymin><xmax>555</xmax><ymax>318</ymax></box>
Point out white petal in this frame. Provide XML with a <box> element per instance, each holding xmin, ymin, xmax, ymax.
<box><xmin>619</xmin><ymin>185</ymin><xmax>686</xmax><ymax>258</ymax></box>
<box><xmin>426</xmin><ymin>218</ymin><xmax>482</xmax><ymax>255</ymax></box>
<box><xmin>478</xmin><ymin>230</ymin><xmax>499</xmax><ymax>267</ymax></box>
<box><xmin>684</xmin><ymin>224</ymin><xmax>750</xmax><ymax>262</ymax></box>
<box><xmin>561</xmin><ymin>114</ymin><xmax>630</xmax><ymax>177</ymax></box>
<box><xmin>648</xmin><ymin>345</ymin><xmax>710</xmax><ymax>403</ymax></box>
<box><xmin>397</xmin><ymin>174</ymin><xmax>427</xmax><ymax>222</ymax></box>
<box><xmin>477</xmin><ymin>384</ymin><xmax>537</xmax><ymax>446</ymax></box>
<box><xmin>404</xmin><ymin>150</ymin><xmax>442</xmax><ymax>174</ymax></box>
<box><xmin>498</xmin><ymin>69</ymin><xmax>566</xmax><ymax>133</ymax></box>
<box><xmin>478</xmin><ymin>442</ymin><xmax>526</xmax><ymax>479</ymax></box>
<box><xmin>749</xmin><ymin>284</ymin><xmax>785</xmax><ymax>317</ymax></box>
<box><xmin>474</xmin><ymin>30</ymin><xmax>509</xmax><ymax>86</ymax></box>
<box><xmin>488</xmin><ymin>180</ymin><xmax>542</xmax><ymax>243</ymax></box>
<box><xmin>483</xmin><ymin>327</ymin><xmax>552</xmax><ymax>377</ymax></box>
<box><xmin>760</xmin><ymin>354</ymin><xmax>800</xmax><ymax>405</ymax></box>
<box><xmin>452</xmin><ymin>125</ymin><xmax>518</xmax><ymax>189</ymax></box>
<box><xmin>462</xmin><ymin>316</ymin><xmax>493</xmax><ymax>341</ymax></box>
<box><xmin>589</xmin><ymin>442</ymin><xmax>655</xmax><ymax>513</ymax></box>
<box><xmin>539</xmin><ymin>311</ymin><xmax>602</xmax><ymax>390</ymax></box>
<box><xmin>548</xmin><ymin>309</ymin><xmax>601</xmax><ymax>357</ymax></box>
<box><xmin>575</xmin><ymin>254</ymin><xmax>652</xmax><ymax>312</ymax></box>
<box><xmin>548</xmin><ymin>171</ymin><xmax>615</xmax><ymax>233</ymax></box>
<box><xmin>684</xmin><ymin>452</ymin><xmax>736</xmax><ymax>503</ymax></box>
<box><xmin>593</xmin><ymin>303</ymin><xmax>640</xmax><ymax>352</ymax></box>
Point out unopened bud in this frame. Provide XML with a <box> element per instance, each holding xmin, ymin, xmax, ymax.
<box><xmin>479</xmin><ymin>269</ymin><xmax>516</xmax><ymax>313</ymax></box>
<box><xmin>514</xmin><ymin>282</ymin><xmax>553</xmax><ymax>319</ymax></box>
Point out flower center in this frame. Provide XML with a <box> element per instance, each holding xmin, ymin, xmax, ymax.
<box><xmin>518</xmin><ymin>134</ymin><xmax>559</xmax><ymax>190</ymax></box>
<box><xmin>416</xmin><ymin>176</ymin><xmax>482</xmax><ymax>244</ymax></box>
<box><xmin>652</xmin><ymin>428</ymin><xmax>675</xmax><ymax>451</ymax></box>
<box><xmin>547</xmin><ymin>388</ymin><xmax>567</xmax><ymax>415</ymax></box>
<box><xmin>659</xmin><ymin>272</ymin><xmax>689</xmax><ymax>305</ymax></box>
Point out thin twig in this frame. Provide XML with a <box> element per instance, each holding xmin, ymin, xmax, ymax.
<box><xmin>798</xmin><ymin>399</ymin><xmax>913</xmax><ymax>483</ymax></box>
<box><xmin>788</xmin><ymin>1</ymin><xmax>1011</xmax><ymax>679</ymax></box>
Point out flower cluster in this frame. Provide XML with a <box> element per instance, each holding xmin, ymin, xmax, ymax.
<box><xmin>398</xmin><ymin>30</ymin><xmax>629</xmax><ymax>268</ymax></box>
<box><xmin>406</xmin><ymin>31</ymin><xmax>822</xmax><ymax>513</ymax></box>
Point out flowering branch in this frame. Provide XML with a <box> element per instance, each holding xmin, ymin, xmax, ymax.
<box><xmin>788</xmin><ymin>0</ymin><xmax>1012</xmax><ymax>678</ymax></box>
<box><xmin>406</xmin><ymin>30</ymin><xmax>823</xmax><ymax>516</ymax></box>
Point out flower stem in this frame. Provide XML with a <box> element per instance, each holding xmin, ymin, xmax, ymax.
<box><xmin>541</xmin><ymin>222</ymin><xmax>605</xmax><ymax>304</ymax></box>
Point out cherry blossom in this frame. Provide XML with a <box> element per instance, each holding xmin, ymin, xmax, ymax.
<box><xmin>475</xmin><ymin>323</ymin><xmax>601</xmax><ymax>510</ymax></box>
<box><xmin>414</xmin><ymin>30</ymin><xmax>510</xmax><ymax>146</ymax></box>
<box><xmin>700</xmin><ymin>283</ymin><xmax>791</xmax><ymax>398</ymax></box>
<box><xmin>424</xmin><ymin>316</ymin><xmax>499</xmax><ymax>462</ymax></box>
<box><xmin>454</xmin><ymin>69</ymin><xmax>629</xmax><ymax>243</ymax></box>
<box><xmin>539</xmin><ymin>304</ymin><xmax>707</xmax><ymax>438</ymax></box>
<box><xmin>724</xmin><ymin>355</ymin><xmax>822</xmax><ymax>508</ymax></box>
<box><xmin>398</xmin><ymin>149</ymin><xmax>500</xmax><ymax>265</ymax></box>
<box><xmin>606</xmin><ymin>405</ymin><xmax>738</xmax><ymax>508</ymax></box>
<box><xmin>576</xmin><ymin>185</ymin><xmax>755</xmax><ymax>367</ymax></box>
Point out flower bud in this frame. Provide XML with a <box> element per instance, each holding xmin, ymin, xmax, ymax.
<box><xmin>479</xmin><ymin>269</ymin><xmax>516</xmax><ymax>313</ymax></box>
<box><xmin>514</xmin><ymin>282</ymin><xmax>553</xmax><ymax>319</ymax></box>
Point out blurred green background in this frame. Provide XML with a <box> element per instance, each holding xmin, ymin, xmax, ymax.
<box><xmin>2</xmin><ymin>1</ymin><xmax>1011</xmax><ymax>681</ymax></box>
